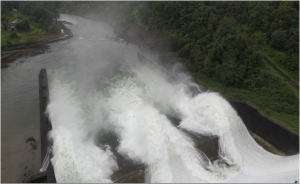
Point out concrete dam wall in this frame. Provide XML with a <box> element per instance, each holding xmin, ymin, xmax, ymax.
<box><xmin>229</xmin><ymin>101</ymin><xmax>299</xmax><ymax>155</ymax></box>
<box><xmin>27</xmin><ymin>69</ymin><xmax>56</xmax><ymax>183</ymax></box>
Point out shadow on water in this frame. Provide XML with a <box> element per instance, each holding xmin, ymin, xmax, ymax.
<box><xmin>96</xmin><ymin>130</ymin><xmax>119</xmax><ymax>149</ymax></box>
<box><xmin>93</xmin><ymin>115</ymin><xmax>182</xmax><ymax>181</ymax></box>
<box><xmin>166</xmin><ymin>115</ymin><xmax>181</xmax><ymax>127</ymax></box>
<box><xmin>96</xmin><ymin>114</ymin><xmax>221</xmax><ymax>182</ymax></box>
<box><xmin>95</xmin><ymin>130</ymin><xmax>144</xmax><ymax>181</ymax></box>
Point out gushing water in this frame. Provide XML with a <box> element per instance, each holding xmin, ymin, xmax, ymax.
<box><xmin>46</xmin><ymin>14</ymin><xmax>299</xmax><ymax>183</ymax></box>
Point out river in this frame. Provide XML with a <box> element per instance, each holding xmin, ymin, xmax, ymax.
<box><xmin>1</xmin><ymin>14</ymin><xmax>299</xmax><ymax>183</ymax></box>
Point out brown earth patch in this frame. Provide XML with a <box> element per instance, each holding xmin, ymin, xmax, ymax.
<box><xmin>2</xmin><ymin>49</ymin><xmax>35</xmax><ymax>64</ymax></box>
<box><xmin>37</xmin><ymin>32</ymin><xmax>64</xmax><ymax>43</ymax></box>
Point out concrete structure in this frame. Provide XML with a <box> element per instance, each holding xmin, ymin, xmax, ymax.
<box><xmin>27</xmin><ymin>69</ymin><xmax>56</xmax><ymax>183</ymax></box>
<box><xmin>229</xmin><ymin>101</ymin><xmax>299</xmax><ymax>155</ymax></box>
<box><xmin>38</xmin><ymin>69</ymin><xmax>52</xmax><ymax>164</ymax></box>
<box><xmin>7</xmin><ymin>19</ymin><xmax>22</xmax><ymax>31</ymax></box>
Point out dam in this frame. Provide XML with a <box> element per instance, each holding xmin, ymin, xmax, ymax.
<box><xmin>1</xmin><ymin>14</ymin><xmax>298</xmax><ymax>183</ymax></box>
<box><xmin>28</xmin><ymin>52</ymin><xmax>299</xmax><ymax>182</ymax></box>
<box><xmin>30</xmin><ymin>68</ymin><xmax>220</xmax><ymax>182</ymax></box>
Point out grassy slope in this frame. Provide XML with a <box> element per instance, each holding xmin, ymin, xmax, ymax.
<box><xmin>263</xmin><ymin>47</ymin><xmax>299</xmax><ymax>85</ymax></box>
<box><xmin>1</xmin><ymin>12</ymin><xmax>47</xmax><ymax>46</ymax></box>
<box><xmin>1</xmin><ymin>50</ymin><xmax>19</xmax><ymax>56</ymax></box>
<box><xmin>191</xmin><ymin>51</ymin><xmax>299</xmax><ymax>134</ymax></box>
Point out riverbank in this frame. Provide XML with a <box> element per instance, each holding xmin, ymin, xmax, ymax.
<box><xmin>1</xmin><ymin>21</ymin><xmax>73</xmax><ymax>68</ymax></box>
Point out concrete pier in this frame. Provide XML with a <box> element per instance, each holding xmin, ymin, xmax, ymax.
<box><xmin>27</xmin><ymin>69</ymin><xmax>56</xmax><ymax>183</ymax></box>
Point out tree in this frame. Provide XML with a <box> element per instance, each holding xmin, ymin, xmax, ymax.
<box><xmin>250</xmin><ymin>31</ymin><xmax>267</xmax><ymax>50</ymax></box>
<box><xmin>271</xmin><ymin>29</ymin><xmax>287</xmax><ymax>49</ymax></box>
<box><xmin>16</xmin><ymin>20</ymin><xmax>30</xmax><ymax>32</ymax></box>
<box><xmin>285</xmin><ymin>28</ymin><xmax>299</xmax><ymax>53</ymax></box>
<box><xmin>165</xmin><ymin>2</ymin><xmax>182</xmax><ymax>19</ymax></box>
<box><xmin>216</xmin><ymin>17</ymin><xmax>237</xmax><ymax>37</ymax></box>
<box><xmin>9</xmin><ymin>32</ymin><xmax>19</xmax><ymax>39</ymax></box>
<box><xmin>48</xmin><ymin>23</ymin><xmax>59</xmax><ymax>33</ymax></box>
<box><xmin>292</xmin><ymin>1</ymin><xmax>299</xmax><ymax>10</ymax></box>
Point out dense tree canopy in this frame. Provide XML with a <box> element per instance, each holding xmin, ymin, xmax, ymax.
<box><xmin>1</xmin><ymin>1</ymin><xmax>60</xmax><ymax>31</ymax></box>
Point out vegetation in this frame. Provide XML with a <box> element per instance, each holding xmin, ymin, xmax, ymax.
<box><xmin>58</xmin><ymin>1</ymin><xmax>299</xmax><ymax>133</ymax></box>
<box><xmin>48</xmin><ymin>23</ymin><xmax>59</xmax><ymax>33</ymax></box>
<box><xmin>16</xmin><ymin>20</ymin><xmax>30</xmax><ymax>31</ymax></box>
<box><xmin>1</xmin><ymin>21</ymin><xmax>46</xmax><ymax>46</ymax></box>
<box><xmin>1</xmin><ymin>1</ymin><xmax>60</xmax><ymax>46</ymax></box>
<box><xmin>1</xmin><ymin>50</ymin><xmax>19</xmax><ymax>56</ymax></box>
<box><xmin>30</xmin><ymin>142</ymin><xmax>37</xmax><ymax>150</ymax></box>
<box><xmin>57</xmin><ymin>1</ymin><xmax>94</xmax><ymax>16</ymax></box>
<box><xmin>263</xmin><ymin>46</ymin><xmax>299</xmax><ymax>84</ymax></box>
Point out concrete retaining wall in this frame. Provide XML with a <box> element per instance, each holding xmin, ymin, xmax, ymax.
<box><xmin>248</xmin><ymin>130</ymin><xmax>285</xmax><ymax>156</ymax></box>
<box><xmin>1</xmin><ymin>42</ymin><xmax>48</xmax><ymax>52</ymax></box>
<box><xmin>47</xmin><ymin>21</ymin><xmax>73</xmax><ymax>44</ymax></box>
<box><xmin>59</xmin><ymin>21</ymin><xmax>73</xmax><ymax>36</ymax></box>
<box><xmin>27</xmin><ymin>69</ymin><xmax>56</xmax><ymax>183</ymax></box>
<box><xmin>229</xmin><ymin>101</ymin><xmax>299</xmax><ymax>155</ymax></box>
<box><xmin>39</xmin><ymin>69</ymin><xmax>52</xmax><ymax>162</ymax></box>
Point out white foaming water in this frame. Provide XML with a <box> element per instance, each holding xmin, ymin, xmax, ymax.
<box><xmin>47</xmin><ymin>80</ymin><xmax>118</xmax><ymax>183</ymax></box>
<box><xmin>178</xmin><ymin>93</ymin><xmax>299</xmax><ymax>183</ymax></box>
<box><xmin>47</xmin><ymin>45</ymin><xmax>298</xmax><ymax>182</ymax></box>
<box><xmin>47</xmin><ymin>14</ymin><xmax>300</xmax><ymax>182</ymax></box>
<box><xmin>129</xmin><ymin>60</ymin><xmax>299</xmax><ymax>182</ymax></box>
<box><xmin>103</xmin><ymin>75</ymin><xmax>235</xmax><ymax>183</ymax></box>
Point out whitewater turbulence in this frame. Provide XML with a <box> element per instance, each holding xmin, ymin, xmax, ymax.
<box><xmin>46</xmin><ymin>15</ymin><xmax>299</xmax><ymax>183</ymax></box>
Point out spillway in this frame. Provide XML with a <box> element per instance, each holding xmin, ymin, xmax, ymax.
<box><xmin>45</xmin><ymin>14</ymin><xmax>299</xmax><ymax>183</ymax></box>
<box><xmin>2</xmin><ymin>13</ymin><xmax>297</xmax><ymax>183</ymax></box>
<box><xmin>46</xmin><ymin>49</ymin><xmax>299</xmax><ymax>182</ymax></box>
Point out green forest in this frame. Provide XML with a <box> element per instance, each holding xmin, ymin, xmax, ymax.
<box><xmin>2</xmin><ymin>1</ymin><xmax>299</xmax><ymax>133</ymax></box>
